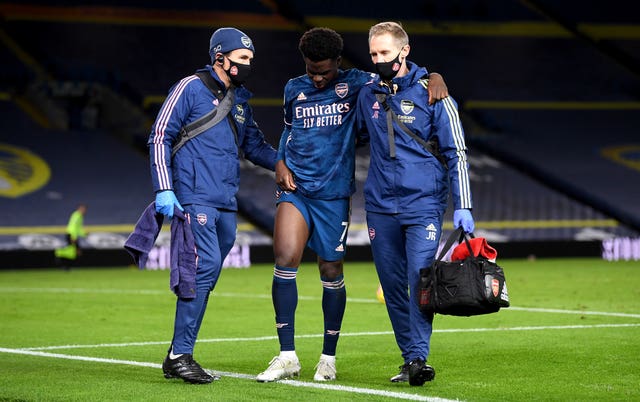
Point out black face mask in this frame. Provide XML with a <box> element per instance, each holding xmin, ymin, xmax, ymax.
<box><xmin>225</xmin><ymin>59</ymin><xmax>252</xmax><ymax>86</ymax></box>
<box><xmin>375</xmin><ymin>52</ymin><xmax>402</xmax><ymax>81</ymax></box>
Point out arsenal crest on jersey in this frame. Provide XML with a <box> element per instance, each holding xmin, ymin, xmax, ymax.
<box><xmin>197</xmin><ymin>213</ymin><xmax>207</xmax><ymax>225</ymax></box>
<box><xmin>335</xmin><ymin>83</ymin><xmax>349</xmax><ymax>98</ymax></box>
<box><xmin>234</xmin><ymin>104</ymin><xmax>246</xmax><ymax>124</ymax></box>
<box><xmin>400</xmin><ymin>100</ymin><xmax>414</xmax><ymax>114</ymax></box>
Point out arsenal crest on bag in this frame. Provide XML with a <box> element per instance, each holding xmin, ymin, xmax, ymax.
<box><xmin>419</xmin><ymin>228</ymin><xmax>510</xmax><ymax>317</ymax></box>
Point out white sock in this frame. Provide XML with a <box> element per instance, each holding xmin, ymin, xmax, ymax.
<box><xmin>280</xmin><ymin>350</ymin><xmax>298</xmax><ymax>361</ymax></box>
<box><xmin>320</xmin><ymin>354</ymin><xmax>335</xmax><ymax>364</ymax></box>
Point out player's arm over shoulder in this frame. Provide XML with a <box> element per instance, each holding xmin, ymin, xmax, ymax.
<box><xmin>423</xmin><ymin>72</ymin><xmax>449</xmax><ymax>105</ymax></box>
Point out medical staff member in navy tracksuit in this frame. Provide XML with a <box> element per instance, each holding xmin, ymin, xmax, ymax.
<box><xmin>356</xmin><ymin>22</ymin><xmax>475</xmax><ymax>386</ymax></box>
<box><xmin>149</xmin><ymin>27</ymin><xmax>277</xmax><ymax>384</ymax></box>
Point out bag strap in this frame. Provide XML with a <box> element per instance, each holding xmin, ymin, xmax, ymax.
<box><xmin>375</xmin><ymin>93</ymin><xmax>446</xmax><ymax>167</ymax></box>
<box><xmin>435</xmin><ymin>227</ymin><xmax>464</xmax><ymax>262</ymax></box>
<box><xmin>197</xmin><ymin>71</ymin><xmax>240</xmax><ymax>145</ymax></box>
<box><xmin>171</xmin><ymin>71</ymin><xmax>237</xmax><ymax>158</ymax></box>
<box><xmin>459</xmin><ymin>231</ymin><xmax>478</xmax><ymax>259</ymax></box>
<box><xmin>438</xmin><ymin>228</ymin><xmax>482</xmax><ymax>265</ymax></box>
<box><xmin>435</xmin><ymin>227</ymin><xmax>478</xmax><ymax>262</ymax></box>
<box><xmin>375</xmin><ymin>93</ymin><xmax>397</xmax><ymax>158</ymax></box>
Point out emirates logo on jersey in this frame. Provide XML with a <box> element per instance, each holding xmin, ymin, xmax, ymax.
<box><xmin>335</xmin><ymin>83</ymin><xmax>349</xmax><ymax>98</ymax></box>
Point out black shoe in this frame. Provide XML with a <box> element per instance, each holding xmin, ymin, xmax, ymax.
<box><xmin>408</xmin><ymin>358</ymin><xmax>435</xmax><ymax>386</ymax></box>
<box><xmin>390</xmin><ymin>363</ymin><xmax>410</xmax><ymax>382</ymax></box>
<box><xmin>162</xmin><ymin>354</ymin><xmax>214</xmax><ymax>384</ymax></box>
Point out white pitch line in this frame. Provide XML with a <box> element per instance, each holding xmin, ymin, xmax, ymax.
<box><xmin>4</xmin><ymin>288</ymin><xmax>640</xmax><ymax>317</ymax></box>
<box><xmin>0</xmin><ymin>287</ymin><xmax>376</xmax><ymax>303</ymax></box>
<box><xmin>19</xmin><ymin>323</ymin><xmax>640</xmax><ymax>351</ymax></box>
<box><xmin>506</xmin><ymin>306</ymin><xmax>640</xmax><ymax>318</ymax></box>
<box><xmin>435</xmin><ymin>323</ymin><xmax>640</xmax><ymax>332</ymax></box>
<box><xmin>277</xmin><ymin>379</ymin><xmax>458</xmax><ymax>402</ymax></box>
<box><xmin>0</xmin><ymin>287</ymin><xmax>166</xmax><ymax>295</ymax></box>
<box><xmin>0</xmin><ymin>347</ymin><xmax>457</xmax><ymax>402</ymax></box>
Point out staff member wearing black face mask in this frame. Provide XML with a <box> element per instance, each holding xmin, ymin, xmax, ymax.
<box><xmin>147</xmin><ymin>27</ymin><xmax>277</xmax><ymax>384</ymax></box>
<box><xmin>356</xmin><ymin>21</ymin><xmax>475</xmax><ymax>386</ymax></box>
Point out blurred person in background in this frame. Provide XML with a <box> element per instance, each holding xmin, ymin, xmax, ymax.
<box><xmin>54</xmin><ymin>203</ymin><xmax>87</xmax><ymax>270</ymax></box>
<box><xmin>356</xmin><ymin>21</ymin><xmax>475</xmax><ymax>386</ymax></box>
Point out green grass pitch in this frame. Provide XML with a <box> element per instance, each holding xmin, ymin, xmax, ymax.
<box><xmin>1</xmin><ymin>258</ymin><xmax>639</xmax><ymax>401</ymax></box>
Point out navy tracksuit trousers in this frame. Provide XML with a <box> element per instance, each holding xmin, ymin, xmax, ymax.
<box><xmin>171</xmin><ymin>205</ymin><xmax>236</xmax><ymax>355</ymax></box>
<box><xmin>366</xmin><ymin>210</ymin><xmax>443</xmax><ymax>363</ymax></box>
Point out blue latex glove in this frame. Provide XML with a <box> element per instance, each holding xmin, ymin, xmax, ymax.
<box><xmin>155</xmin><ymin>190</ymin><xmax>183</xmax><ymax>219</ymax></box>
<box><xmin>453</xmin><ymin>209</ymin><xmax>475</xmax><ymax>233</ymax></box>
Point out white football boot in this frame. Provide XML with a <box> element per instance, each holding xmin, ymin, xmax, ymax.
<box><xmin>313</xmin><ymin>355</ymin><xmax>337</xmax><ymax>381</ymax></box>
<box><xmin>256</xmin><ymin>355</ymin><xmax>301</xmax><ymax>382</ymax></box>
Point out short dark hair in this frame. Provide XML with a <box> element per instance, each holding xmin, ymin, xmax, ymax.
<box><xmin>298</xmin><ymin>27</ymin><xmax>343</xmax><ymax>62</ymax></box>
